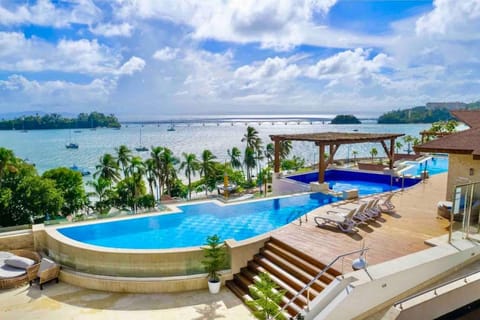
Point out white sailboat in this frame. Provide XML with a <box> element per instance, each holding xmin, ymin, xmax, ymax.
<box><xmin>135</xmin><ymin>125</ymin><xmax>148</xmax><ymax>152</ymax></box>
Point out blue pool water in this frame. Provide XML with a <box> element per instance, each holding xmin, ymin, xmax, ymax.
<box><xmin>58</xmin><ymin>192</ymin><xmax>341</xmax><ymax>249</ymax></box>
<box><xmin>399</xmin><ymin>156</ymin><xmax>448</xmax><ymax>177</ymax></box>
<box><xmin>288</xmin><ymin>169</ymin><xmax>421</xmax><ymax>196</ymax></box>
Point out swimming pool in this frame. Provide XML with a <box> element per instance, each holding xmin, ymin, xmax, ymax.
<box><xmin>288</xmin><ymin>169</ymin><xmax>421</xmax><ymax>196</ymax></box>
<box><xmin>58</xmin><ymin>192</ymin><xmax>341</xmax><ymax>249</ymax></box>
<box><xmin>399</xmin><ymin>156</ymin><xmax>448</xmax><ymax>177</ymax></box>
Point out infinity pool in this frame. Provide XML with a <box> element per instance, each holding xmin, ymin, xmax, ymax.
<box><xmin>399</xmin><ymin>156</ymin><xmax>449</xmax><ymax>177</ymax></box>
<box><xmin>58</xmin><ymin>192</ymin><xmax>341</xmax><ymax>249</ymax></box>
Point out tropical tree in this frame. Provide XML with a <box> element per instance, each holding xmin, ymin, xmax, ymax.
<box><xmin>200</xmin><ymin>149</ymin><xmax>217</xmax><ymax>197</ymax></box>
<box><xmin>227</xmin><ymin>147</ymin><xmax>242</xmax><ymax>171</ymax></box>
<box><xmin>352</xmin><ymin>150</ymin><xmax>358</xmax><ymax>163</ymax></box>
<box><xmin>264</xmin><ymin>143</ymin><xmax>274</xmax><ymax>166</ymax></box>
<box><xmin>42</xmin><ymin>167</ymin><xmax>87</xmax><ymax>216</ymax></box>
<box><xmin>402</xmin><ymin>135</ymin><xmax>415</xmax><ymax>154</ymax></box>
<box><xmin>160</xmin><ymin>148</ymin><xmax>179</xmax><ymax>196</ymax></box>
<box><xmin>0</xmin><ymin>147</ymin><xmax>16</xmax><ymax>187</ymax></box>
<box><xmin>115</xmin><ymin>145</ymin><xmax>132</xmax><ymax>177</ymax></box>
<box><xmin>242</xmin><ymin>126</ymin><xmax>262</xmax><ymax>151</ymax></box>
<box><xmin>87</xmin><ymin>178</ymin><xmax>112</xmax><ymax>214</ymax></box>
<box><xmin>150</xmin><ymin>146</ymin><xmax>164</xmax><ymax>196</ymax></box>
<box><xmin>179</xmin><ymin>152</ymin><xmax>200</xmax><ymax>200</ymax></box>
<box><xmin>94</xmin><ymin>153</ymin><xmax>120</xmax><ymax>185</ymax></box>
<box><xmin>370</xmin><ymin>147</ymin><xmax>378</xmax><ymax>163</ymax></box>
<box><xmin>279</xmin><ymin>140</ymin><xmax>292</xmax><ymax>160</ymax></box>
<box><xmin>395</xmin><ymin>141</ymin><xmax>403</xmax><ymax>154</ymax></box>
<box><xmin>244</xmin><ymin>147</ymin><xmax>256</xmax><ymax>183</ymax></box>
<box><xmin>145</xmin><ymin>158</ymin><xmax>157</xmax><ymax>199</ymax></box>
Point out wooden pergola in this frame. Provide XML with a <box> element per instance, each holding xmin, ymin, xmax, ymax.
<box><xmin>270</xmin><ymin>132</ymin><xmax>404</xmax><ymax>183</ymax></box>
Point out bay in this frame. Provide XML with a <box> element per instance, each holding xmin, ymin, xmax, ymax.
<box><xmin>0</xmin><ymin>121</ymin><xmax>431</xmax><ymax>179</ymax></box>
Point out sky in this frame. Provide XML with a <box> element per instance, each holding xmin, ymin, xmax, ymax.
<box><xmin>0</xmin><ymin>0</ymin><xmax>480</xmax><ymax>120</ymax></box>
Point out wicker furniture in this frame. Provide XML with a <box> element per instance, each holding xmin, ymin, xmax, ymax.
<box><xmin>0</xmin><ymin>250</ymin><xmax>41</xmax><ymax>289</ymax></box>
<box><xmin>35</xmin><ymin>258</ymin><xmax>61</xmax><ymax>290</ymax></box>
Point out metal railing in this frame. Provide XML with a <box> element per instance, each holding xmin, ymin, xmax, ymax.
<box><xmin>272</xmin><ymin>247</ymin><xmax>370</xmax><ymax>319</ymax></box>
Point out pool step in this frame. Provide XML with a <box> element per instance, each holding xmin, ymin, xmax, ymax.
<box><xmin>226</xmin><ymin>238</ymin><xmax>341</xmax><ymax>318</ymax></box>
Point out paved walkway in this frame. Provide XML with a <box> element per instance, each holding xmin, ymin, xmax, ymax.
<box><xmin>0</xmin><ymin>283</ymin><xmax>254</xmax><ymax>320</ymax></box>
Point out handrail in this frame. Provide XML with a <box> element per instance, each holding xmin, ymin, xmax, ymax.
<box><xmin>394</xmin><ymin>268</ymin><xmax>480</xmax><ymax>310</ymax></box>
<box><xmin>273</xmin><ymin>247</ymin><xmax>370</xmax><ymax>318</ymax></box>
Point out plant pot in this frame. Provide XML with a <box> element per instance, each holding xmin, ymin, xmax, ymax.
<box><xmin>208</xmin><ymin>280</ymin><xmax>221</xmax><ymax>294</ymax></box>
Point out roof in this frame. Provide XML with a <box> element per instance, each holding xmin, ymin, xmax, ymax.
<box><xmin>414</xmin><ymin>110</ymin><xmax>480</xmax><ymax>159</ymax></box>
<box><xmin>269</xmin><ymin>132</ymin><xmax>404</xmax><ymax>144</ymax></box>
<box><xmin>451</xmin><ymin>110</ymin><xmax>480</xmax><ymax>128</ymax></box>
<box><xmin>414</xmin><ymin>127</ymin><xmax>480</xmax><ymax>159</ymax></box>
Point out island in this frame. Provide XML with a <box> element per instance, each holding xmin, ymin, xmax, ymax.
<box><xmin>330</xmin><ymin>114</ymin><xmax>361</xmax><ymax>124</ymax></box>
<box><xmin>0</xmin><ymin>112</ymin><xmax>121</xmax><ymax>130</ymax></box>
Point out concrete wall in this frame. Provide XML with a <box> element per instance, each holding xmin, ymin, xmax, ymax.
<box><xmin>226</xmin><ymin>234</ymin><xmax>270</xmax><ymax>276</ymax></box>
<box><xmin>0</xmin><ymin>231</ymin><xmax>34</xmax><ymax>250</ymax></box>
<box><xmin>446</xmin><ymin>154</ymin><xmax>480</xmax><ymax>200</ymax></box>
<box><xmin>311</xmin><ymin>238</ymin><xmax>480</xmax><ymax>320</ymax></box>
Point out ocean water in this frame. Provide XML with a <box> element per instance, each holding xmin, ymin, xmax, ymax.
<box><xmin>0</xmin><ymin>121</ymin><xmax>431</xmax><ymax>178</ymax></box>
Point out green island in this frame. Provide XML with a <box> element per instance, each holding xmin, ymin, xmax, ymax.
<box><xmin>0</xmin><ymin>112</ymin><xmax>121</xmax><ymax>130</ymax></box>
<box><xmin>378</xmin><ymin>101</ymin><xmax>480</xmax><ymax>124</ymax></box>
<box><xmin>330</xmin><ymin>114</ymin><xmax>361</xmax><ymax>124</ymax></box>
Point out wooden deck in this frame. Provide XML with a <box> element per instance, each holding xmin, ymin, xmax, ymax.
<box><xmin>272</xmin><ymin>173</ymin><xmax>451</xmax><ymax>272</ymax></box>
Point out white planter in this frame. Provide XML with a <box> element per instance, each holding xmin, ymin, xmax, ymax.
<box><xmin>208</xmin><ymin>280</ymin><xmax>221</xmax><ymax>294</ymax></box>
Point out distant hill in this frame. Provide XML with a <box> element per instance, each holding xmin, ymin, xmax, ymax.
<box><xmin>378</xmin><ymin>101</ymin><xmax>480</xmax><ymax>124</ymax></box>
<box><xmin>330</xmin><ymin>114</ymin><xmax>361</xmax><ymax>124</ymax></box>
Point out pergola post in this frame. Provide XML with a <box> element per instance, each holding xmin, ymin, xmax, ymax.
<box><xmin>318</xmin><ymin>144</ymin><xmax>325</xmax><ymax>183</ymax></box>
<box><xmin>389</xmin><ymin>138</ymin><xmax>395</xmax><ymax>169</ymax></box>
<box><xmin>274</xmin><ymin>139</ymin><xmax>281</xmax><ymax>173</ymax></box>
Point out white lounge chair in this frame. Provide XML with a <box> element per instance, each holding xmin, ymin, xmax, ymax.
<box><xmin>314</xmin><ymin>206</ymin><xmax>359</xmax><ymax>233</ymax></box>
<box><xmin>376</xmin><ymin>193</ymin><xmax>395</xmax><ymax>214</ymax></box>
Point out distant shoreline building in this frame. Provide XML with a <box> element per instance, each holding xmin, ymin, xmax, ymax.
<box><xmin>426</xmin><ymin>102</ymin><xmax>466</xmax><ymax>110</ymax></box>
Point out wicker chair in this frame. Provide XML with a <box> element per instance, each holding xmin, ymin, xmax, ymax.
<box><xmin>34</xmin><ymin>258</ymin><xmax>61</xmax><ymax>290</ymax></box>
<box><xmin>0</xmin><ymin>250</ymin><xmax>41</xmax><ymax>290</ymax></box>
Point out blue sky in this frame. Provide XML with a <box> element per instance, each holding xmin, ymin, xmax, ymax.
<box><xmin>0</xmin><ymin>0</ymin><xmax>479</xmax><ymax>119</ymax></box>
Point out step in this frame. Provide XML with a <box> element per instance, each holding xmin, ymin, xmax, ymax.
<box><xmin>260</xmin><ymin>248</ymin><xmax>328</xmax><ymax>293</ymax></box>
<box><xmin>233</xmin><ymin>273</ymin><xmax>253</xmax><ymax>292</ymax></box>
<box><xmin>270</xmin><ymin>237</ymin><xmax>342</xmax><ymax>277</ymax></box>
<box><xmin>250</xmin><ymin>258</ymin><xmax>320</xmax><ymax>298</ymax></box>
<box><xmin>265</xmin><ymin>241</ymin><xmax>337</xmax><ymax>284</ymax></box>
<box><xmin>226</xmin><ymin>280</ymin><xmax>252</xmax><ymax>303</ymax></box>
<box><xmin>241</xmin><ymin>266</ymin><xmax>309</xmax><ymax>307</ymax></box>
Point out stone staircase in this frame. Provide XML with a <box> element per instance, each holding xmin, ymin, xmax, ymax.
<box><xmin>226</xmin><ymin>237</ymin><xmax>341</xmax><ymax>317</ymax></box>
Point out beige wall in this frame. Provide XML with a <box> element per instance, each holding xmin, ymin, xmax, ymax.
<box><xmin>446</xmin><ymin>154</ymin><xmax>480</xmax><ymax>200</ymax></box>
<box><xmin>0</xmin><ymin>231</ymin><xmax>33</xmax><ymax>250</ymax></box>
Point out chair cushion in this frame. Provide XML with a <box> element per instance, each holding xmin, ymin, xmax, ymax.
<box><xmin>0</xmin><ymin>251</ymin><xmax>14</xmax><ymax>265</ymax></box>
<box><xmin>0</xmin><ymin>264</ymin><xmax>26</xmax><ymax>279</ymax></box>
<box><xmin>4</xmin><ymin>255</ymin><xmax>35</xmax><ymax>270</ymax></box>
<box><xmin>37</xmin><ymin>258</ymin><xmax>57</xmax><ymax>277</ymax></box>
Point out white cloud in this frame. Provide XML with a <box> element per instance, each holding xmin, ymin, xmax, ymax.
<box><xmin>0</xmin><ymin>0</ymin><xmax>101</xmax><ymax>27</ymax></box>
<box><xmin>416</xmin><ymin>0</ymin><xmax>480</xmax><ymax>41</ymax></box>
<box><xmin>90</xmin><ymin>23</ymin><xmax>134</xmax><ymax>37</ymax></box>
<box><xmin>118</xmin><ymin>56</ymin><xmax>145</xmax><ymax>75</ymax></box>
<box><xmin>0</xmin><ymin>32</ymin><xmax>144</xmax><ymax>76</ymax></box>
<box><xmin>153</xmin><ymin>47</ymin><xmax>180</xmax><ymax>61</ymax></box>
<box><xmin>234</xmin><ymin>57</ymin><xmax>301</xmax><ymax>81</ymax></box>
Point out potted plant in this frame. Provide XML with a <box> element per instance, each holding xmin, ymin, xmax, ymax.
<box><xmin>202</xmin><ymin>234</ymin><xmax>226</xmax><ymax>294</ymax></box>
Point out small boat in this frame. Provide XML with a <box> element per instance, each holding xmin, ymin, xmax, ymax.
<box><xmin>66</xmin><ymin>143</ymin><xmax>79</xmax><ymax>149</ymax></box>
<box><xmin>135</xmin><ymin>125</ymin><xmax>148</xmax><ymax>152</ymax></box>
<box><xmin>167</xmin><ymin>122</ymin><xmax>176</xmax><ymax>131</ymax></box>
<box><xmin>70</xmin><ymin>165</ymin><xmax>91</xmax><ymax>176</ymax></box>
<box><xmin>74</xmin><ymin>130</ymin><xmax>82</xmax><ymax>133</ymax></box>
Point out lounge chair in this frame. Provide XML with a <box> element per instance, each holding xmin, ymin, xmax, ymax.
<box><xmin>376</xmin><ymin>193</ymin><xmax>395</xmax><ymax>214</ymax></box>
<box><xmin>331</xmin><ymin>202</ymin><xmax>370</xmax><ymax>224</ymax></box>
<box><xmin>314</xmin><ymin>206</ymin><xmax>359</xmax><ymax>233</ymax></box>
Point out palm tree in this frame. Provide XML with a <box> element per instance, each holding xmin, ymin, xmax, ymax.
<box><xmin>150</xmin><ymin>146</ymin><xmax>164</xmax><ymax>196</ymax></box>
<box><xmin>370</xmin><ymin>147</ymin><xmax>378</xmax><ymax>163</ymax></box>
<box><xmin>127</xmin><ymin>156</ymin><xmax>146</xmax><ymax>209</ymax></box>
<box><xmin>227</xmin><ymin>147</ymin><xmax>242</xmax><ymax>170</ymax></box>
<box><xmin>352</xmin><ymin>150</ymin><xmax>358</xmax><ymax>163</ymax></box>
<box><xmin>200</xmin><ymin>149</ymin><xmax>217</xmax><ymax>197</ymax></box>
<box><xmin>87</xmin><ymin>178</ymin><xmax>111</xmax><ymax>214</ymax></box>
<box><xmin>244</xmin><ymin>147</ymin><xmax>256</xmax><ymax>182</ymax></box>
<box><xmin>264</xmin><ymin>143</ymin><xmax>274</xmax><ymax>166</ymax></box>
<box><xmin>179</xmin><ymin>152</ymin><xmax>200</xmax><ymax>200</ymax></box>
<box><xmin>160</xmin><ymin>148</ymin><xmax>179</xmax><ymax>196</ymax></box>
<box><xmin>395</xmin><ymin>141</ymin><xmax>403</xmax><ymax>154</ymax></box>
<box><xmin>115</xmin><ymin>145</ymin><xmax>132</xmax><ymax>177</ymax></box>
<box><xmin>145</xmin><ymin>158</ymin><xmax>157</xmax><ymax>199</ymax></box>
<box><xmin>242</xmin><ymin>126</ymin><xmax>262</xmax><ymax>151</ymax></box>
<box><xmin>279</xmin><ymin>140</ymin><xmax>292</xmax><ymax>160</ymax></box>
<box><xmin>94</xmin><ymin>153</ymin><xmax>120</xmax><ymax>184</ymax></box>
